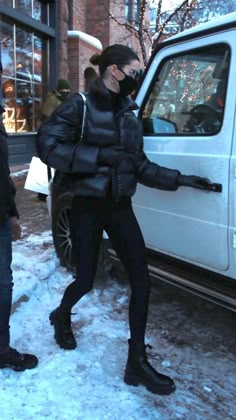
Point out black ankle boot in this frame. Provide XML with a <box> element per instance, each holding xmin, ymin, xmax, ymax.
<box><xmin>49</xmin><ymin>307</ymin><xmax>77</xmax><ymax>350</ymax></box>
<box><xmin>124</xmin><ymin>340</ymin><xmax>176</xmax><ymax>395</ymax></box>
<box><xmin>0</xmin><ymin>347</ymin><xmax>38</xmax><ymax>371</ymax></box>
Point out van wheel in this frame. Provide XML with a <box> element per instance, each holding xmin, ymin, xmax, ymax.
<box><xmin>52</xmin><ymin>193</ymin><xmax>73</xmax><ymax>270</ymax></box>
<box><xmin>52</xmin><ymin>193</ymin><xmax>110</xmax><ymax>274</ymax></box>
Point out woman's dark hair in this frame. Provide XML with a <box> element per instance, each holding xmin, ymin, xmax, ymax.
<box><xmin>84</xmin><ymin>67</ymin><xmax>98</xmax><ymax>90</ymax></box>
<box><xmin>84</xmin><ymin>67</ymin><xmax>97</xmax><ymax>79</ymax></box>
<box><xmin>90</xmin><ymin>44</ymin><xmax>140</xmax><ymax>76</ymax></box>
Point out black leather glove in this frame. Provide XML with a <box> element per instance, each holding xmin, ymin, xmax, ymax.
<box><xmin>178</xmin><ymin>174</ymin><xmax>210</xmax><ymax>190</ymax></box>
<box><xmin>97</xmin><ymin>146</ymin><xmax>128</xmax><ymax>166</ymax></box>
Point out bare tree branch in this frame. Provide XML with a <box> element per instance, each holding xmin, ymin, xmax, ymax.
<box><xmin>105</xmin><ymin>0</ymin><xmax>152</xmax><ymax>65</ymax></box>
<box><xmin>138</xmin><ymin>0</ymin><xmax>149</xmax><ymax>64</ymax></box>
<box><xmin>153</xmin><ymin>0</ymin><xmax>197</xmax><ymax>49</ymax></box>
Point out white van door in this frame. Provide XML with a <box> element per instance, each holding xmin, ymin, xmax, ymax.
<box><xmin>133</xmin><ymin>32</ymin><xmax>235</xmax><ymax>272</ymax></box>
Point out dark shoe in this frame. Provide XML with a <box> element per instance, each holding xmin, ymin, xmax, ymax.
<box><xmin>124</xmin><ymin>340</ymin><xmax>176</xmax><ymax>395</ymax></box>
<box><xmin>0</xmin><ymin>347</ymin><xmax>38</xmax><ymax>371</ymax></box>
<box><xmin>49</xmin><ymin>307</ymin><xmax>77</xmax><ymax>350</ymax></box>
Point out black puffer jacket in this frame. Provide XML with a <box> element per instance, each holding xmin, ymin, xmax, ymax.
<box><xmin>0</xmin><ymin>121</ymin><xmax>18</xmax><ymax>224</ymax></box>
<box><xmin>36</xmin><ymin>78</ymin><xmax>180</xmax><ymax>200</ymax></box>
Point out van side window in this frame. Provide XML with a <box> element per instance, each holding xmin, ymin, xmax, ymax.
<box><xmin>142</xmin><ymin>44</ymin><xmax>230</xmax><ymax>136</ymax></box>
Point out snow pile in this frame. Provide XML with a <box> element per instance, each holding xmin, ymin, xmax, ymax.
<box><xmin>0</xmin><ymin>231</ymin><xmax>235</xmax><ymax>419</ymax></box>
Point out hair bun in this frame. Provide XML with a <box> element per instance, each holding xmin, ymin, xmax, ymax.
<box><xmin>90</xmin><ymin>53</ymin><xmax>101</xmax><ymax>66</ymax></box>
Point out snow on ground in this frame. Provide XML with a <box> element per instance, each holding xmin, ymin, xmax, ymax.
<box><xmin>0</xmin><ymin>231</ymin><xmax>236</xmax><ymax>420</ymax></box>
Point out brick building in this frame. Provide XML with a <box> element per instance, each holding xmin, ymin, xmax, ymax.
<box><xmin>0</xmin><ymin>0</ymin><xmax>150</xmax><ymax>164</ymax></box>
<box><xmin>60</xmin><ymin>0</ymin><xmax>150</xmax><ymax>92</ymax></box>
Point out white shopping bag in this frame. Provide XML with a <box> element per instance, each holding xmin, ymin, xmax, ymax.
<box><xmin>24</xmin><ymin>156</ymin><xmax>54</xmax><ymax>195</ymax></box>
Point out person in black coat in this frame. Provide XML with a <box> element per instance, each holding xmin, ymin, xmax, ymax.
<box><xmin>37</xmin><ymin>44</ymin><xmax>209</xmax><ymax>395</ymax></box>
<box><xmin>0</xmin><ymin>70</ymin><xmax>38</xmax><ymax>370</ymax></box>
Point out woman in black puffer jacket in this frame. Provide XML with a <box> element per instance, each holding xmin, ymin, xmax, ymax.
<box><xmin>37</xmin><ymin>44</ymin><xmax>208</xmax><ymax>395</ymax></box>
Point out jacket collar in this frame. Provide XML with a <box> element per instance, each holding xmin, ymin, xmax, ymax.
<box><xmin>88</xmin><ymin>77</ymin><xmax>138</xmax><ymax>114</ymax></box>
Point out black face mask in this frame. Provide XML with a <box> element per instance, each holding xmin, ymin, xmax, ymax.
<box><xmin>59</xmin><ymin>91</ymin><xmax>70</xmax><ymax>101</ymax></box>
<box><xmin>116</xmin><ymin>67</ymin><xmax>140</xmax><ymax>97</ymax></box>
<box><xmin>118</xmin><ymin>75</ymin><xmax>138</xmax><ymax>96</ymax></box>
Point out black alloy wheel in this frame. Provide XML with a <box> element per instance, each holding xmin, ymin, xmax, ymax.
<box><xmin>52</xmin><ymin>193</ymin><xmax>73</xmax><ymax>270</ymax></box>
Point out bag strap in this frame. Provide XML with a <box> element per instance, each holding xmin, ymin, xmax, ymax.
<box><xmin>47</xmin><ymin>165</ymin><xmax>52</xmax><ymax>182</ymax></box>
<box><xmin>78</xmin><ymin>92</ymin><xmax>87</xmax><ymax>142</ymax></box>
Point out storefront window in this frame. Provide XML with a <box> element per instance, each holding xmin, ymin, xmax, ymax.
<box><xmin>1</xmin><ymin>21</ymin><xmax>45</xmax><ymax>133</ymax></box>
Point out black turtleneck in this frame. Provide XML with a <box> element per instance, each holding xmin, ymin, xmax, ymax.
<box><xmin>108</xmin><ymin>89</ymin><xmax>120</xmax><ymax>113</ymax></box>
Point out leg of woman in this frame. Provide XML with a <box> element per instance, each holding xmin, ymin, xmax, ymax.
<box><xmin>105</xmin><ymin>199</ymin><xmax>150</xmax><ymax>344</ymax></box>
<box><xmin>0</xmin><ymin>220</ymin><xmax>13</xmax><ymax>351</ymax></box>
<box><xmin>0</xmin><ymin>220</ymin><xmax>38</xmax><ymax>371</ymax></box>
<box><xmin>105</xmin><ymin>199</ymin><xmax>176</xmax><ymax>395</ymax></box>
<box><xmin>50</xmin><ymin>197</ymin><xmax>104</xmax><ymax>349</ymax></box>
<box><xmin>61</xmin><ymin>197</ymin><xmax>104</xmax><ymax>310</ymax></box>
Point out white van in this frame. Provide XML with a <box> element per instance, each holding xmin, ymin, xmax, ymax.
<box><xmin>129</xmin><ymin>12</ymin><xmax>236</xmax><ymax>310</ymax></box>
<box><xmin>30</xmin><ymin>12</ymin><xmax>236</xmax><ymax>311</ymax></box>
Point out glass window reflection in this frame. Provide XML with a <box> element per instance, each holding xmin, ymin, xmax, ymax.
<box><xmin>1</xmin><ymin>22</ymin><xmax>45</xmax><ymax>133</ymax></box>
<box><xmin>16</xmin><ymin>28</ymin><xmax>33</xmax><ymax>76</ymax></box>
<box><xmin>34</xmin><ymin>35</ymin><xmax>43</xmax><ymax>79</ymax></box>
<box><xmin>2</xmin><ymin>78</ymin><xmax>17</xmax><ymax>133</ymax></box>
<box><xmin>6</xmin><ymin>0</ymin><xmax>43</xmax><ymax>23</ymax></box>
<box><xmin>142</xmin><ymin>45</ymin><xmax>229</xmax><ymax>136</ymax></box>
<box><xmin>15</xmin><ymin>0</ymin><xmax>32</xmax><ymax>18</ymax></box>
<box><xmin>33</xmin><ymin>0</ymin><xmax>42</xmax><ymax>21</ymax></box>
<box><xmin>1</xmin><ymin>22</ymin><xmax>14</xmax><ymax>78</ymax></box>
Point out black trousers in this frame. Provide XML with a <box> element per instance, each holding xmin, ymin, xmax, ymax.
<box><xmin>60</xmin><ymin>196</ymin><xmax>151</xmax><ymax>344</ymax></box>
<box><xmin>0</xmin><ymin>219</ymin><xmax>13</xmax><ymax>348</ymax></box>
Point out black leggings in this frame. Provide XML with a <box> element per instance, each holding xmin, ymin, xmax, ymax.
<box><xmin>60</xmin><ymin>197</ymin><xmax>151</xmax><ymax>344</ymax></box>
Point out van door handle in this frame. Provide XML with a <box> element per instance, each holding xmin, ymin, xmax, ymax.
<box><xmin>205</xmin><ymin>182</ymin><xmax>222</xmax><ymax>193</ymax></box>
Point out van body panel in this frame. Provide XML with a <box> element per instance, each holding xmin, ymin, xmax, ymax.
<box><xmin>134</xmin><ymin>29</ymin><xmax>236</xmax><ymax>273</ymax></box>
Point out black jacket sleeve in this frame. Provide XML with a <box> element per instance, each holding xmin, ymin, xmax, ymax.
<box><xmin>36</xmin><ymin>93</ymin><xmax>99</xmax><ymax>175</ymax></box>
<box><xmin>136</xmin><ymin>150</ymin><xmax>180</xmax><ymax>191</ymax></box>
